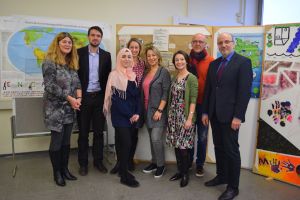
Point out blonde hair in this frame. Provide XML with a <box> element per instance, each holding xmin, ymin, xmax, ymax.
<box><xmin>45</xmin><ymin>32</ymin><xmax>79</xmax><ymax>70</ymax></box>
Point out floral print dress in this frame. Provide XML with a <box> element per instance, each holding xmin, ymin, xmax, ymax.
<box><xmin>166</xmin><ymin>75</ymin><xmax>195</xmax><ymax>149</ymax></box>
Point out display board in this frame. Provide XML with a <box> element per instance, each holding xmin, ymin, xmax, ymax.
<box><xmin>253</xmin><ymin>23</ymin><xmax>300</xmax><ymax>186</ymax></box>
<box><xmin>116</xmin><ymin>24</ymin><xmax>212</xmax><ymax>75</ymax></box>
<box><xmin>12</xmin><ymin>97</ymin><xmax>49</xmax><ymax>137</ymax></box>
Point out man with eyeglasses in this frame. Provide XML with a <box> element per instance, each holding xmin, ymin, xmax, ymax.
<box><xmin>202</xmin><ymin>32</ymin><xmax>253</xmax><ymax>200</ymax></box>
<box><xmin>188</xmin><ymin>33</ymin><xmax>214</xmax><ymax>178</ymax></box>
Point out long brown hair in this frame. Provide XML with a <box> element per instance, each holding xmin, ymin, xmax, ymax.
<box><xmin>45</xmin><ymin>32</ymin><xmax>79</xmax><ymax>70</ymax></box>
<box><xmin>127</xmin><ymin>38</ymin><xmax>142</xmax><ymax>56</ymax></box>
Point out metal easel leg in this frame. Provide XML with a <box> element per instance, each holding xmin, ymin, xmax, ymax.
<box><xmin>11</xmin><ymin>116</ymin><xmax>18</xmax><ymax>178</ymax></box>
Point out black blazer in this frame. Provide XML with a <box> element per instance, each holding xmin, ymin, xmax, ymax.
<box><xmin>77</xmin><ymin>46</ymin><xmax>112</xmax><ymax>96</ymax></box>
<box><xmin>202</xmin><ymin>52</ymin><xmax>253</xmax><ymax>123</ymax></box>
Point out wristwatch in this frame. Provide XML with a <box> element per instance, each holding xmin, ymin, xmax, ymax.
<box><xmin>157</xmin><ymin>108</ymin><xmax>163</xmax><ymax>113</ymax></box>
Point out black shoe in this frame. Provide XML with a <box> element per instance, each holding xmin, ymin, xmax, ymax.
<box><xmin>54</xmin><ymin>171</ymin><xmax>66</xmax><ymax>186</ymax></box>
<box><xmin>169</xmin><ymin>173</ymin><xmax>182</xmax><ymax>181</ymax></box>
<box><xmin>126</xmin><ymin>172</ymin><xmax>136</xmax><ymax>180</ymax></box>
<box><xmin>120</xmin><ymin>178</ymin><xmax>140</xmax><ymax>188</ymax></box>
<box><xmin>218</xmin><ymin>187</ymin><xmax>239</xmax><ymax>200</ymax></box>
<box><xmin>180</xmin><ymin>174</ymin><xmax>189</xmax><ymax>187</ymax></box>
<box><xmin>110</xmin><ymin>162</ymin><xmax>120</xmax><ymax>174</ymax></box>
<box><xmin>204</xmin><ymin>176</ymin><xmax>226</xmax><ymax>187</ymax></box>
<box><xmin>142</xmin><ymin>163</ymin><xmax>157</xmax><ymax>174</ymax></box>
<box><xmin>118</xmin><ymin>171</ymin><xmax>135</xmax><ymax>179</ymax></box>
<box><xmin>79</xmin><ymin>166</ymin><xmax>88</xmax><ymax>176</ymax></box>
<box><xmin>154</xmin><ymin>166</ymin><xmax>165</xmax><ymax>178</ymax></box>
<box><xmin>195</xmin><ymin>166</ymin><xmax>204</xmax><ymax>177</ymax></box>
<box><xmin>62</xmin><ymin>168</ymin><xmax>77</xmax><ymax>180</ymax></box>
<box><xmin>94</xmin><ymin>162</ymin><xmax>108</xmax><ymax>173</ymax></box>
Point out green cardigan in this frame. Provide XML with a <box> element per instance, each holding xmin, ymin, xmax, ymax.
<box><xmin>168</xmin><ymin>73</ymin><xmax>198</xmax><ymax>122</ymax></box>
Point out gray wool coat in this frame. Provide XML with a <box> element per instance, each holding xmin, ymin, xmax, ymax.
<box><xmin>140</xmin><ymin>66</ymin><xmax>171</xmax><ymax>128</ymax></box>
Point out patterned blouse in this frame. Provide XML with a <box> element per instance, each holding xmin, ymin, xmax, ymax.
<box><xmin>132</xmin><ymin>57</ymin><xmax>145</xmax><ymax>87</ymax></box>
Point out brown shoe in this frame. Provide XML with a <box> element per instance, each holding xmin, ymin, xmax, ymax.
<box><xmin>195</xmin><ymin>166</ymin><xmax>204</xmax><ymax>177</ymax></box>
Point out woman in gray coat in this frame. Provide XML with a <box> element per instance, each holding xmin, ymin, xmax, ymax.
<box><xmin>42</xmin><ymin>32</ymin><xmax>82</xmax><ymax>186</ymax></box>
<box><xmin>141</xmin><ymin>46</ymin><xmax>171</xmax><ymax>178</ymax></box>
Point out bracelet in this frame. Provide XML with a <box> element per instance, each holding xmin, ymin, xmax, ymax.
<box><xmin>157</xmin><ymin>108</ymin><xmax>163</xmax><ymax>113</ymax></box>
<box><xmin>77</xmin><ymin>97</ymin><xmax>82</xmax><ymax>99</ymax></box>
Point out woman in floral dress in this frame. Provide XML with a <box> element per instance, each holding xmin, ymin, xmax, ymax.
<box><xmin>166</xmin><ymin>50</ymin><xmax>198</xmax><ymax>187</ymax></box>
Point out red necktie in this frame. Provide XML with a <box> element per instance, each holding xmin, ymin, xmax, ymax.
<box><xmin>217</xmin><ymin>59</ymin><xmax>226</xmax><ymax>81</ymax></box>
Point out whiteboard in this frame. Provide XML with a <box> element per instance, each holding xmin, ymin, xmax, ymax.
<box><xmin>12</xmin><ymin>97</ymin><xmax>50</xmax><ymax>137</ymax></box>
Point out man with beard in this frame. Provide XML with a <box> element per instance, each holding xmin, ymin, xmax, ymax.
<box><xmin>188</xmin><ymin>33</ymin><xmax>214</xmax><ymax>177</ymax></box>
<box><xmin>77</xmin><ymin>26</ymin><xmax>111</xmax><ymax>176</ymax></box>
<box><xmin>202</xmin><ymin>32</ymin><xmax>253</xmax><ymax>200</ymax></box>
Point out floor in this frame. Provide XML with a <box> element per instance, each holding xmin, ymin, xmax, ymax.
<box><xmin>0</xmin><ymin>151</ymin><xmax>299</xmax><ymax>200</ymax></box>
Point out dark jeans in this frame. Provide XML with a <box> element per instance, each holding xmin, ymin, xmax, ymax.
<box><xmin>210</xmin><ymin>115</ymin><xmax>241</xmax><ymax>189</ymax></box>
<box><xmin>189</xmin><ymin>104</ymin><xmax>208</xmax><ymax>168</ymax></box>
<box><xmin>77</xmin><ymin>92</ymin><xmax>105</xmax><ymax>167</ymax></box>
<box><xmin>50</xmin><ymin>123</ymin><xmax>73</xmax><ymax>151</ymax></box>
<box><xmin>115</xmin><ymin>127</ymin><xmax>133</xmax><ymax>179</ymax></box>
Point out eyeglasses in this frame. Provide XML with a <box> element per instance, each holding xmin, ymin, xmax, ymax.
<box><xmin>192</xmin><ymin>40</ymin><xmax>206</xmax><ymax>44</ymax></box>
<box><xmin>217</xmin><ymin>40</ymin><xmax>233</xmax><ymax>45</ymax></box>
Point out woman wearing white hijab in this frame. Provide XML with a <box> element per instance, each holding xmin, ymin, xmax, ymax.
<box><xmin>103</xmin><ymin>48</ymin><xmax>140</xmax><ymax>188</ymax></box>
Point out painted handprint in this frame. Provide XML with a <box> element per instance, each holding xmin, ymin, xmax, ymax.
<box><xmin>270</xmin><ymin>158</ymin><xmax>281</xmax><ymax>173</ymax></box>
<box><xmin>282</xmin><ymin>160</ymin><xmax>295</xmax><ymax>172</ymax></box>
<box><xmin>267</xmin><ymin>100</ymin><xmax>292</xmax><ymax>127</ymax></box>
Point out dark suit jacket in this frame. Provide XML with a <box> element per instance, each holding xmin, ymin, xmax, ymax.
<box><xmin>77</xmin><ymin>46</ymin><xmax>112</xmax><ymax>96</ymax></box>
<box><xmin>202</xmin><ymin>52</ymin><xmax>253</xmax><ymax>123</ymax></box>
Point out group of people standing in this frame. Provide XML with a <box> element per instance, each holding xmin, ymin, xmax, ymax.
<box><xmin>42</xmin><ymin>25</ymin><xmax>252</xmax><ymax>200</ymax></box>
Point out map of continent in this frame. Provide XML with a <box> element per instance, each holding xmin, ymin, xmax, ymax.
<box><xmin>7</xmin><ymin>26</ymin><xmax>89</xmax><ymax>75</ymax></box>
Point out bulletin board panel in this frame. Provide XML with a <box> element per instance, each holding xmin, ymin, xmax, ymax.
<box><xmin>253</xmin><ymin>23</ymin><xmax>300</xmax><ymax>187</ymax></box>
<box><xmin>116</xmin><ymin>24</ymin><xmax>213</xmax><ymax>73</ymax></box>
<box><xmin>115</xmin><ymin>24</ymin><xmax>213</xmax><ymax>163</ymax></box>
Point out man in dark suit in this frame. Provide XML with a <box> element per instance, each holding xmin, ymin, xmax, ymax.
<box><xmin>77</xmin><ymin>26</ymin><xmax>111</xmax><ymax>176</ymax></box>
<box><xmin>202</xmin><ymin>32</ymin><xmax>253</xmax><ymax>200</ymax></box>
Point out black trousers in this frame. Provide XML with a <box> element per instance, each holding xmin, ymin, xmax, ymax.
<box><xmin>210</xmin><ymin>115</ymin><xmax>241</xmax><ymax>189</ymax></box>
<box><xmin>129</xmin><ymin>128</ymin><xmax>139</xmax><ymax>162</ymax></box>
<box><xmin>77</xmin><ymin>92</ymin><xmax>105</xmax><ymax>167</ymax></box>
<box><xmin>115</xmin><ymin>127</ymin><xmax>133</xmax><ymax>180</ymax></box>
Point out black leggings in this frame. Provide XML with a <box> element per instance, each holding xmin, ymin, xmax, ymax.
<box><xmin>49</xmin><ymin>123</ymin><xmax>73</xmax><ymax>151</ymax></box>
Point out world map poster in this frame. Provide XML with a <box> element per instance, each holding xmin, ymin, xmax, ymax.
<box><xmin>0</xmin><ymin>16</ymin><xmax>112</xmax><ymax>98</ymax></box>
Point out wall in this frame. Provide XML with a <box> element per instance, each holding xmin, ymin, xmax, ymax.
<box><xmin>0</xmin><ymin>0</ymin><xmax>259</xmax><ymax>168</ymax></box>
<box><xmin>0</xmin><ymin>0</ymin><xmax>187</xmax><ymax>154</ymax></box>
<box><xmin>175</xmin><ymin>0</ymin><xmax>258</xmax><ymax>26</ymax></box>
